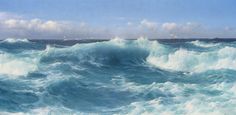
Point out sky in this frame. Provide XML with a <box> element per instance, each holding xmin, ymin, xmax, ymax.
<box><xmin>0</xmin><ymin>0</ymin><xmax>236</xmax><ymax>39</ymax></box>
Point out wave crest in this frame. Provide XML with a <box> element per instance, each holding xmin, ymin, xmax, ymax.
<box><xmin>147</xmin><ymin>46</ymin><xmax>236</xmax><ymax>72</ymax></box>
<box><xmin>190</xmin><ymin>40</ymin><xmax>219</xmax><ymax>48</ymax></box>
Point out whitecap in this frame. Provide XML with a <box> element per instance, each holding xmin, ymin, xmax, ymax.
<box><xmin>190</xmin><ymin>40</ymin><xmax>219</xmax><ymax>48</ymax></box>
<box><xmin>147</xmin><ymin>46</ymin><xmax>236</xmax><ymax>72</ymax></box>
<box><xmin>0</xmin><ymin>52</ymin><xmax>38</xmax><ymax>77</ymax></box>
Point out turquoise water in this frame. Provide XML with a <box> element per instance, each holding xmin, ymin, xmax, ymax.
<box><xmin>0</xmin><ymin>38</ymin><xmax>236</xmax><ymax>115</ymax></box>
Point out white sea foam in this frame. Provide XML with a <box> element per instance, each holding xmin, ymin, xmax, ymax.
<box><xmin>113</xmin><ymin>77</ymin><xmax>236</xmax><ymax>115</ymax></box>
<box><xmin>0</xmin><ymin>52</ymin><xmax>38</xmax><ymax>77</ymax></box>
<box><xmin>109</xmin><ymin>37</ymin><xmax>126</xmax><ymax>47</ymax></box>
<box><xmin>190</xmin><ymin>40</ymin><xmax>219</xmax><ymax>48</ymax></box>
<box><xmin>112</xmin><ymin>76</ymin><xmax>192</xmax><ymax>96</ymax></box>
<box><xmin>0</xmin><ymin>106</ymin><xmax>104</xmax><ymax>115</ymax></box>
<box><xmin>147</xmin><ymin>46</ymin><xmax>236</xmax><ymax>72</ymax></box>
<box><xmin>0</xmin><ymin>107</ymin><xmax>78</xmax><ymax>115</ymax></box>
<box><xmin>121</xmin><ymin>98</ymin><xmax>232</xmax><ymax>115</ymax></box>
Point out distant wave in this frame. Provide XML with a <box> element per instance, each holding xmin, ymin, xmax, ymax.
<box><xmin>190</xmin><ymin>40</ymin><xmax>219</xmax><ymax>48</ymax></box>
<box><xmin>0</xmin><ymin>38</ymin><xmax>30</xmax><ymax>43</ymax></box>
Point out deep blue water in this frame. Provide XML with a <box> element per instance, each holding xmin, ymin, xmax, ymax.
<box><xmin>0</xmin><ymin>38</ymin><xmax>236</xmax><ymax>115</ymax></box>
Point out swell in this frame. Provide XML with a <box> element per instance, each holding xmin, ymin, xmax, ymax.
<box><xmin>41</xmin><ymin>38</ymin><xmax>236</xmax><ymax>72</ymax></box>
<box><xmin>40</xmin><ymin>38</ymin><xmax>153</xmax><ymax>67</ymax></box>
<box><xmin>1</xmin><ymin>38</ymin><xmax>236</xmax><ymax>76</ymax></box>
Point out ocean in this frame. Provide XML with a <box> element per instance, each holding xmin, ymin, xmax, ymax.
<box><xmin>0</xmin><ymin>38</ymin><xmax>236</xmax><ymax>115</ymax></box>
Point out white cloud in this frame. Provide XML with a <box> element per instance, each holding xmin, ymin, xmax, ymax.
<box><xmin>127</xmin><ymin>22</ymin><xmax>133</xmax><ymax>26</ymax></box>
<box><xmin>0</xmin><ymin>12</ymin><xmax>236</xmax><ymax>39</ymax></box>
<box><xmin>159</xmin><ymin>22</ymin><xmax>210</xmax><ymax>38</ymax></box>
<box><xmin>0</xmin><ymin>12</ymin><xmax>21</xmax><ymax>20</ymax></box>
<box><xmin>162</xmin><ymin>22</ymin><xmax>177</xmax><ymax>31</ymax></box>
<box><xmin>140</xmin><ymin>19</ymin><xmax>158</xmax><ymax>30</ymax></box>
<box><xmin>2</xmin><ymin>19</ymin><xmax>64</xmax><ymax>32</ymax></box>
<box><xmin>0</xmin><ymin>12</ymin><xmax>64</xmax><ymax>33</ymax></box>
<box><xmin>224</xmin><ymin>26</ymin><xmax>234</xmax><ymax>31</ymax></box>
<box><xmin>0</xmin><ymin>12</ymin><xmax>113</xmax><ymax>39</ymax></box>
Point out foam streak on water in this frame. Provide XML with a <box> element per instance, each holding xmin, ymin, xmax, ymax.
<box><xmin>0</xmin><ymin>38</ymin><xmax>236</xmax><ymax>115</ymax></box>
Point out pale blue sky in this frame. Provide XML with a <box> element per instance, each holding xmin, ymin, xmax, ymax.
<box><xmin>0</xmin><ymin>0</ymin><xmax>235</xmax><ymax>39</ymax></box>
<box><xmin>1</xmin><ymin>0</ymin><xmax>235</xmax><ymax>26</ymax></box>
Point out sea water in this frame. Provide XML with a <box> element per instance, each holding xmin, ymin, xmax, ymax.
<box><xmin>0</xmin><ymin>38</ymin><xmax>236</xmax><ymax>115</ymax></box>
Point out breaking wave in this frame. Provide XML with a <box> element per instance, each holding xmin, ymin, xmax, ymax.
<box><xmin>147</xmin><ymin>46</ymin><xmax>236</xmax><ymax>72</ymax></box>
<box><xmin>0</xmin><ymin>52</ymin><xmax>38</xmax><ymax>77</ymax></box>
